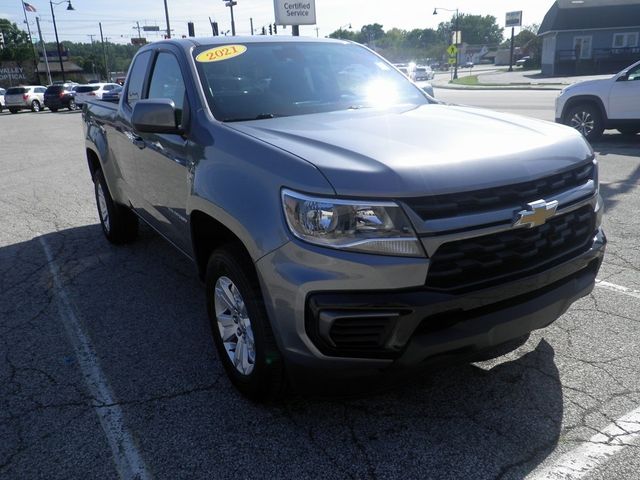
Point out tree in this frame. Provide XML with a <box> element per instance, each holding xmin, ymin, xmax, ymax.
<box><xmin>437</xmin><ymin>14</ymin><xmax>503</xmax><ymax>45</ymax></box>
<box><xmin>0</xmin><ymin>18</ymin><xmax>33</xmax><ymax>62</ymax></box>
<box><xmin>328</xmin><ymin>28</ymin><xmax>357</xmax><ymax>41</ymax></box>
<box><xmin>360</xmin><ymin>23</ymin><xmax>385</xmax><ymax>44</ymax></box>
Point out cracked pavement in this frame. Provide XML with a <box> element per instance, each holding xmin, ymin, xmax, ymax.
<box><xmin>0</xmin><ymin>97</ymin><xmax>639</xmax><ymax>479</ymax></box>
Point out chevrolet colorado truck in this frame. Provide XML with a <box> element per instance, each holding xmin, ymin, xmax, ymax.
<box><xmin>83</xmin><ymin>37</ymin><xmax>605</xmax><ymax>400</ymax></box>
<box><xmin>556</xmin><ymin>59</ymin><xmax>640</xmax><ymax>141</ymax></box>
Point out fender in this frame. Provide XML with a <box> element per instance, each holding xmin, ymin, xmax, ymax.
<box><xmin>562</xmin><ymin>95</ymin><xmax>608</xmax><ymax>123</ymax></box>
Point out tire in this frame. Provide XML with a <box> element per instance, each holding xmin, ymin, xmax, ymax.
<box><xmin>617</xmin><ymin>127</ymin><xmax>640</xmax><ymax>136</ymax></box>
<box><xmin>206</xmin><ymin>245</ymin><xmax>285</xmax><ymax>402</ymax></box>
<box><xmin>565</xmin><ymin>103</ymin><xmax>604</xmax><ymax>141</ymax></box>
<box><xmin>49</xmin><ymin>108</ymin><xmax>58</xmax><ymax>113</ymax></box>
<box><xmin>9</xmin><ymin>108</ymin><xmax>18</xmax><ymax>114</ymax></box>
<box><xmin>31</xmin><ymin>100</ymin><xmax>41</xmax><ymax>112</ymax></box>
<box><xmin>472</xmin><ymin>334</ymin><xmax>530</xmax><ymax>362</ymax></box>
<box><xmin>68</xmin><ymin>99</ymin><xmax>77</xmax><ymax>111</ymax></box>
<box><xmin>93</xmin><ymin>169</ymin><xmax>138</xmax><ymax>244</ymax></box>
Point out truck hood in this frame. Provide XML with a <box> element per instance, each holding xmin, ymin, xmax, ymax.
<box><xmin>229</xmin><ymin>104</ymin><xmax>593</xmax><ymax>197</ymax></box>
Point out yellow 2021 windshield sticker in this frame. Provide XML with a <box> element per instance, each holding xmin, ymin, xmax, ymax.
<box><xmin>196</xmin><ymin>45</ymin><xmax>247</xmax><ymax>63</ymax></box>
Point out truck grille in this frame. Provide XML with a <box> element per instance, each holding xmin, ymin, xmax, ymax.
<box><xmin>426</xmin><ymin>206</ymin><xmax>596</xmax><ymax>291</ymax></box>
<box><xmin>404</xmin><ymin>161</ymin><xmax>595</xmax><ymax>221</ymax></box>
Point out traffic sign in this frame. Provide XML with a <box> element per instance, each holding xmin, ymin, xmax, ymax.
<box><xmin>447</xmin><ymin>45</ymin><xmax>458</xmax><ymax>56</ymax></box>
<box><xmin>448</xmin><ymin>57</ymin><xmax>456</xmax><ymax>65</ymax></box>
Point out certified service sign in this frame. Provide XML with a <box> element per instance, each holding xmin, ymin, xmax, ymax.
<box><xmin>273</xmin><ymin>0</ymin><xmax>316</xmax><ymax>25</ymax></box>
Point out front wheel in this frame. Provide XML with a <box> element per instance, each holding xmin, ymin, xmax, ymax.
<box><xmin>206</xmin><ymin>245</ymin><xmax>285</xmax><ymax>401</ymax></box>
<box><xmin>565</xmin><ymin>103</ymin><xmax>604</xmax><ymax>141</ymax></box>
<box><xmin>68</xmin><ymin>99</ymin><xmax>77</xmax><ymax>111</ymax></box>
<box><xmin>9</xmin><ymin>108</ymin><xmax>18</xmax><ymax>114</ymax></box>
<box><xmin>93</xmin><ymin>169</ymin><xmax>138</xmax><ymax>244</ymax></box>
<box><xmin>31</xmin><ymin>100</ymin><xmax>41</xmax><ymax>112</ymax></box>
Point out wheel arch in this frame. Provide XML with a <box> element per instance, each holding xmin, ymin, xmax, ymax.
<box><xmin>562</xmin><ymin>95</ymin><xmax>608</xmax><ymax>123</ymax></box>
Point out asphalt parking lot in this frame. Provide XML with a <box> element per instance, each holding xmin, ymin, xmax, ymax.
<box><xmin>1</xmin><ymin>100</ymin><xmax>639</xmax><ymax>479</ymax></box>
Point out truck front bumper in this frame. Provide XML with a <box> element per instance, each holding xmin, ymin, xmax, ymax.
<box><xmin>256</xmin><ymin>227</ymin><xmax>605</xmax><ymax>382</ymax></box>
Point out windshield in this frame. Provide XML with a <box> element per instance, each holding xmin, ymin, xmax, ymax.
<box><xmin>76</xmin><ymin>86</ymin><xmax>100</xmax><ymax>93</ymax></box>
<box><xmin>193</xmin><ymin>41</ymin><xmax>428</xmax><ymax>121</ymax></box>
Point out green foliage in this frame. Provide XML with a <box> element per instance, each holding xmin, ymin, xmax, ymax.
<box><xmin>0</xmin><ymin>18</ymin><xmax>34</xmax><ymax>62</ymax></box>
<box><xmin>437</xmin><ymin>14</ymin><xmax>503</xmax><ymax>45</ymax></box>
<box><xmin>328</xmin><ymin>16</ymin><xmax>503</xmax><ymax>64</ymax></box>
<box><xmin>42</xmin><ymin>40</ymin><xmax>140</xmax><ymax>77</ymax></box>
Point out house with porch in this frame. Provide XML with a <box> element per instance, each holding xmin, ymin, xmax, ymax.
<box><xmin>539</xmin><ymin>0</ymin><xmax>640</xmax><ymax>76</ymax></box>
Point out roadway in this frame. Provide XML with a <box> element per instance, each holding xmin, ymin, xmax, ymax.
<box><xmin>0</xmin><ymin>94</ymin><xmax>639</xmax><ymax>479</ymax></box>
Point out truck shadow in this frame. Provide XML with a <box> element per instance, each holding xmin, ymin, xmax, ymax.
<box><xmin>1</xmin><ymin>224</ymin><xmax>562</xmax><ymax>479</ymax></box>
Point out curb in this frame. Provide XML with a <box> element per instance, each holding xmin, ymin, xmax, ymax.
<box><xmin>433</xmin><ymin>83</ymin><xmax>565</xmax><ymax>91</ymax></box>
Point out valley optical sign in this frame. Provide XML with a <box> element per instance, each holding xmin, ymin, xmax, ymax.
<box><xmin>273</xmin><ymin>0</ymin><xmax>316</xmax><ymax>25</ymax></box>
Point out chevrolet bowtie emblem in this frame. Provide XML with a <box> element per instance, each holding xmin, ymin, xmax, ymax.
<box><xmin>513</xmin><ymin>199</ymin><xmax>559</xmax><ymax>229</ymax></box>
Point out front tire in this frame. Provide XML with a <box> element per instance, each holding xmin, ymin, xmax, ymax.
<box><xmin>68</xmin><ymin>99</ymin><xmax>77</xmax><ymax>111</ymax></box>
<box><xmin>206</xmin><ymin>245</ymin><xmax>285</xmax><ymax>401</ymax></box>
<box><xmin>93</xmin><ymin>169</ymin><xmax>138</xmax><ymax>244</ymax></box>
<box><xmin>31</xmin><ymin>100</ymin><xmax>41</xmax><ymax>112</ymax></box>
<box><xmin>565</xmin><ymin>103</ymin><xmax>604</xmax><ymax>141</ymax></box>
<box><xmin>9</xmin><ymin>108</ymin><xmax>18</xmax><ymax>114</ymax></box>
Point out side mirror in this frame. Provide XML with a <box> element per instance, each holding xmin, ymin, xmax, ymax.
<box><xmin>616</xmin><ymin>72</ymin><xmax>629</xmax><ymax>82</ymax></box>
<box><xmin>132</xmin><ymin>99</ymin><xmax>181</xmax><ymax>134</ymax></box>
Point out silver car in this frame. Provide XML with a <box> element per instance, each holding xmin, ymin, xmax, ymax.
<box><xmin>4</xmin><ymin>85</ymin><xmax>47</xmax><ymax>113</ymax></box>
<box><xmin>0</xmin><ymin>88</ymin><xmax>5</xmax><ymax>112</ymax></box>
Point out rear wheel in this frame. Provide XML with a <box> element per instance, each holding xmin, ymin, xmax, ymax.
<box><xmin>565</xmin><ymin>103</ymin><xmax>604</xmax><ymax>141</ymax></box>
<box><xmin>31</xmin><ymin>100</ymin><xmax>41</xmax><ymax>112</ymax></box>
<box><xmin>93</xmin><ymin>169</ymin><xmax>138</xmax><ymax>244</ymax></box>
<box><xmin>68</xmin><ymin>99</ymin><xmax>77</xmax><ymax>111</ymax></box>
<box><xmin>617</xmin><ymin>127</ymin><xmax>640</xmax><ymax>136</ymax></box>
<box><xmin>206</xmin><ymin>245</ymin><xmax>285</xmax><ymax>402</ymax></box>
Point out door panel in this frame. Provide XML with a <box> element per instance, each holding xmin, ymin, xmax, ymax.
<box><xmin>609</xmin><ymin>65</ymin><xmax>640</xmax><ymax>120</ymax></box>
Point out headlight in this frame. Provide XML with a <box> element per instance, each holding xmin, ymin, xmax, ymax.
<box><xmin>281</xmin><ymin>189</ymin><xmax>425</xmax><ymax>257</ymax></box>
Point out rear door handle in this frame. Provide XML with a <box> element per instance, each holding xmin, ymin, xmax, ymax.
<box><xmin>132</xmin><ymin>136</ymin><xmax>146</xmax><ymax>149</ymax></box>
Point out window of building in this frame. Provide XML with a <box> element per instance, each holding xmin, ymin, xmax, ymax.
<box><xmin>573</xmin><ymin>36</ymin><xmax>592</xmax><ymax>59</ymax></box>
<box><xmin>613</xmin><ymin>32</ymin><xmax>639</xmax><ymax>49</ymax></box>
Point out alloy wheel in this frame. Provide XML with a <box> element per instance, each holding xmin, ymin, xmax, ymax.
<box><xmin>569</xmin><ymin>111</ymin><xmax>594</xmax><ymax>137</ymax></box>
<box><xmin>214</xmin><ymin>276</ymin><xmax>256</xmax><ymax>375</ymax></box>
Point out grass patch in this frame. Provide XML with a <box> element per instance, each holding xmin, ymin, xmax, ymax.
<box><xmin>450</xmin><ymin>75</ymin><xmax>480</xmax><ymax>85</ymax></box>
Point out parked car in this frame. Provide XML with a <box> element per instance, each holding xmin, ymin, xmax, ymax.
<box><xmin>515</xmin><ymin>56</ymin><xmax>531</xmax><ymax>67</ymax></box>
<box><xmin>0</xmin><ymin>88</ymin><xmax>5</xmax><ymax>112</ymax></box>
<box><xmin>84</xmin><ymin>37</ymin><xmax>605</xmax><ymax>401</ymax></box>
<box><xmin>44</xmin><ymin>84</ymin><xmax>78</xmax><ymax>112</ymax></box>
<box><xmin>464</xmin><ymin>61</ymin><xmax>474</xmax><ymax>69</ymax></box>
<box><xmin>74</xmin><ymin>83</ymin><xmax>121</xmax><ymax>106</ymax></box>
<box><xmin>4</xmin><ymin>85</ymin><xmax>47</xmax><ymax>113</ymax></box>
<box><xmin>555</xmin><ymin>59</ymin><xmax>640</xmax><ymax>140</ymax></box>
<box><xmin>101</xmin><ymin>85</ymin><xmax>123</xmax><ymax>103</ymax></box>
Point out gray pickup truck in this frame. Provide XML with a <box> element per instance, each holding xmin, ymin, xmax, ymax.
<box><xmin>83</xmin><ymin>37</ymin><xmax>605</xmax><ymax>400</ymax></box>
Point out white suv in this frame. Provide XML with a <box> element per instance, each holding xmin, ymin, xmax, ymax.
<box><xmin>0</xmin><ymin>88</ymin><xmax>5</xmax><ymax>112</ymax></box>
<box><xmin>555</xmin><ymin>60</ymin><xmax>640</xmax><ymax>140</ymax></box>
<box><xmin>74</xmin><ymin>83</ymin><xmax>121</xmax><ymax>105</ymax></box>
<box><xmin>4</xmin><ymin>85</ymin><xmax>47</xmax><ymax>113</ymax></box>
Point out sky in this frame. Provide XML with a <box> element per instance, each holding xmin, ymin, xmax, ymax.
<box><xmin>0</xmin><ymin>0</ymin><xmax>557</xmax><ymax>45</ymax></box>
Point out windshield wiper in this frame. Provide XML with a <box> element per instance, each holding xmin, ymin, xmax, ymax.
<box><xmin>223</xmin><ymin>113</ymin><xmax>286</xmax><ymax>122</ymax></box>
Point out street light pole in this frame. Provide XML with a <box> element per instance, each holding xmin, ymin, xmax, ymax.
<box><xmin>433</xmin><ymin>7</ymin><xmax>460</xmax><ymax>80</ymax></box>
<box><xmin>50</xmin><ymin>1</ymin><xmax>75</xmax><ymax>82</ymax></box>
<box><xmin>224</xmin><ymin>1</ymin><xmax>237</xmax><ymax>36</ymax></box>
<box><xmin>163</xmin><ymin>0</ymin><xmax>171</xmax><ymax>38</ymax></box>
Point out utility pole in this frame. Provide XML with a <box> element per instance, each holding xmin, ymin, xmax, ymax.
<box><xmin>292</xmin><ymin>25</ymin><xmax>299</xmax><ymax>36</ymax></box>
<box><xmin>250</xmin><ymin>17</ymin><xmax>254</xmax><ymax>35</ymax></box>
<box><xmin>134</xmin><ymin>21</ymin><xmax>142</xmax><ymax>39</ymax></box>
<box><xmin>224</xmin><ymin>1</ymin><xmax>237</xmax><ymax>36</ymax></box>
<box><xmin>99</xmin><ymin>23</ymin><xmax>108</xmax><ymax>81</ymax></box>
<box><xmin>163</xmin><ymin>0</ymin><xmax>171</xmax><ymax>38</ymax></box>
<box><xmin>35</xmin><ymin>17</ymin><xmax>52</xmax><ymax>85</ymax></box>
<box><xmin>508</xmin><ymin>26</ymin><xmax>515</xmax><ymax>72</ymax></box>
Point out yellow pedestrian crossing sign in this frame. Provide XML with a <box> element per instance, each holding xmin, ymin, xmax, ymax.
<box><xmin>448</xmin><ymin>57</ymin><xmax>456</xmax><ymax>64</ymax></box>
<box><xmin>447</xmin><ymin>44</ymin><xmax>458</xmax><ymax>56</ymax></box>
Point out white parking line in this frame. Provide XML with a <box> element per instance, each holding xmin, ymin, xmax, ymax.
<box><xmin>40</xmin><ymin>237</ymin><xmax>152</xmax><ymax>480</ymax></box>
<box><xmin>595</xmin><ymin>279</ymin><xmax>640</xmax><ymax>300</ymax></box>
<box><xmin>527</xmin><ymin>406</ymin><xmax>640</xmax><ymax>479</ymax></box>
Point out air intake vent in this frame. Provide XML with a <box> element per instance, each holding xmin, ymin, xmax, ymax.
<box><xmin>329</xmin><ymin>317</ymin><xmax>393</xmax><ymax>349</ymax></box>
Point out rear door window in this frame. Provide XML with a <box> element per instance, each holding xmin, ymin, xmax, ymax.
<box><xmin>6</xmin><ymin>87</ymin><xmax>26</xmax><ymax>95</ymax></box>
<box><xmin>76</xmin><ymin>86</ymin><xmax>100</xmax><ymax>93</ymax></box>
<box><xmin>126</xmin><ymin>50</ymin><xmax>152</xmax><ymax>107</ymax></box>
